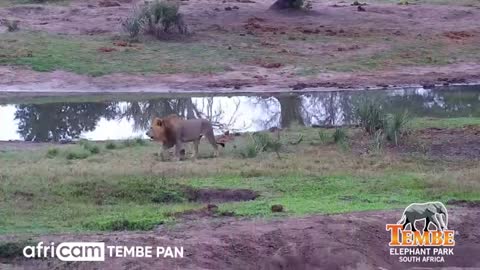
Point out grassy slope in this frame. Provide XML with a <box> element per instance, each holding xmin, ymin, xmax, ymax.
<box><xmin>0</xmin><ymin>118</ymin><xmax>479</xmax><ymax>235</ymax></box>
<box><xmin>1</xmin><ymin>22</ymin><xmax>479</xmax><ymax>76</ymax></box>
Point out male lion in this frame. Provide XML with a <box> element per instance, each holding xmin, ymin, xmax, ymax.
<box><xmin>146</xmin><ymin>114</ymin><xmax>225</xmax><ymax>160</ymax></box>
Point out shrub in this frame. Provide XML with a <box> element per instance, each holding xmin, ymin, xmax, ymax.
<box><xmin>356</xmin><ymin>100</ymin><xmax>410</xmax><ymax>147</ymax></box>
<box><xmin>238</xmin><ymin>132</ymin><xmax>283</xmax><ymax>158</ymax></box>
<box><xmin>143</xmin><ymin>0</ymin><xmax>187</xmax><ymax>35</ymax></box>
<box><xmin>79</xmin><ymin>140</ymin><xmax>101</xmax><ymax>154</ymax></box>
<box><xmin>239</xmin><ymin>143</ymin><xmax>259</xmax><ymax>158</ymax></box>
<box><xmin>122</xmin><ymin>0</ymin><xmax>188</xmax><ymax>40</ymax></box>
<box><xmin>66</xmin><ymin>149</ymin><xmax>90</xmax><ymax>160</ymax></box>
<box><xmin>87</xmin><ymin>145</ymin><xmax>101</xmax><ymax>154</ymax></box>
<box><xmin>332</xmin><ymin>128</ymin><xmax>348</xmax><ymax>144</ymax></box>
<box><xmin>122</xmin><ymin>6</ymin><xmax>145</xmax><ymax>40</ymax></box>
<box><xmin>318</xmin><ymin>130</ymin><xmax>330</xmax><ymax>144</ymax></box>
<box><xmin>385</xmin><ymin>111</ymin><xmax>410</xmax><ymax>145</ymax></box>
<box><xmin>46</xmin><ymin>148</ymin><xmax>59</xmax><ymax>158</ymax></box>
<box><xmin>122</xmin><ymin>138</ymin><xmax>146</xmax><ymax>148</ymax></box>
<box><xmin>370</xmin><ymin>129</ymin><xmax>385</xmax><ymax>152</ymax></box>
<box><xmin>356</xmin><ymin>100</ymin><xmax>386</xmax><ymax>134</ymax></box>
<box><xmin>135</xmin><ymin>137</ymin><xmax>147</xmax><ymax>146</ymax></box>
<box><xmin>105</xmin><ymin>141</ymin><xmax>117</xmax><ymax>150</ymax></box>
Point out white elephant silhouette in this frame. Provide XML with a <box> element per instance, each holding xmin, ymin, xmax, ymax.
<box><xmin>397</xmin><ymin>202</ymin><xmax>448</xmax><ymax>232</ymax></box>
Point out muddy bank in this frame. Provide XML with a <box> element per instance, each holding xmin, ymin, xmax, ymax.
<box><xmin>1</xmin><ymin>65</ymin><xmax>480</xmax><ymax>95</ymax></box>
<box><xmin>2</xmin><ymin>206</ymin><xmax>479</xmax><ymax>270</ymax></box>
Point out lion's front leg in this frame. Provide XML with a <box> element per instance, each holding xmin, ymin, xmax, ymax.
<box><xmin>173</xmin><ymin>141</ymin><xmax>184</xmax><ymax>161</ymax></box>
<box><xmin>192</xmin><ymin>139</ymin><xmax>200</xmax><ymax>160</ymax></box>
<box><xmin>160</xmin><ymin>144</ymin><xmax>171</xmax><ymax>161</ymax></box>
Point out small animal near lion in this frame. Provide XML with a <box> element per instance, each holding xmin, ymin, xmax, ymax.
<box><xmin>146</xmin><ymin>114</ymin><xmax>225</xmax><ymax>160</ymax></box>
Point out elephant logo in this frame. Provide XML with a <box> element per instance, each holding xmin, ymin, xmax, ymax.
<box><xmin>397</xmin><ymin>202</ymin><xmax>448</xmax><ymax>232</ymax></box>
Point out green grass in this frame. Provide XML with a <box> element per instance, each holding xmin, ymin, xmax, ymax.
<box><xmin>0</xmin><ymin>32</ymin><xmax>233</xmax><ymax>76</ymax></box>
<box><xmin>2</xmin><ymin>26</ymin><xmax>479</xmax><ymax>78</ymax></box>
<box><xmin>410</xmin><ymin>117</ymin><xmax>480</xmax><ymax>129</ymax></box>
<box><xmin>0</xmin><ymin>119</ymin><xmax>479</xmax><ymax>235</ymax></box>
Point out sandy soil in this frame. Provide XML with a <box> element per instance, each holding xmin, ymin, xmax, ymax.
<box><xmin>2</xmin><ymin>205</ymin><xmax>479</xmax><ymax>270</ymax></box>
<box><xmin>1</xmin><ymin>0</ymin><xmax>480</xmax><ymax>93</ymax></box>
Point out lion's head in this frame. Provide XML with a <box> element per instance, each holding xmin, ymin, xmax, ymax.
<box><xmin>146</xmin><ymin>114</ymin><xmax>180</xmax><ymax>145</ymax></box>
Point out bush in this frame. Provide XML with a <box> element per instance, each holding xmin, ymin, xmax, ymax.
<box><xmin>385</xmin><ymin>111</ymin><xmax>410</xmax><ymax>145</ymax></box>
<box><xmin>46</xmin><ymin>148</ymin><xmax>59</xmax><ymax>158</ymax></box>
<box><xmin>356</xmin><ymin>100</ymin><xmax>386</xmax><ymax>134</ymax></box>
<box><xmin>356</xmin><ymin>100</ymin><xmax>410</xmax><ymax>147</ymax></box>
<box><xmin>135</xmin><ymin>137</ymin><xmax>147</xmax><ymax>146</ymax></box>
<box><xmin>370</xmin><ymin>129</ymin><xmax>385</xmax><ymax>152</ymax></box>
<box><xmin>332</xmin><ymin>128</ymin><xmax>347</xmax><ymax>144</ymax></box>
<box><xmin>66</xmin><ymin>149</ymin><xmax>90</xmax><ymax>160</ymax></box>
<box><xmin>318</xmin><ymin>130</ymin><xmax>330</xmax><ymax>144</ymax></box>
<box><xmin>239</xmin><ymin>132</ymin><xmax>282</xmax><ymax>158</ymax></box>
<box><xmin>79</xmin><ymin>140</ymin><xmax>101</xmax><ymax>154</ymax></box>
<box><xmin>239</xmin><ymin>143</ymin><xmax>259</xmax><ymax>158</ymax></box>
<box><xmin>122</xmin><ymin>6</ymin><xmax>144</xmax><ymax>40</ymax></box>
<box><xmin>105</xmin><ymin>141</ymin><xmax>117</xmax><ymax>150</ymax></box>
<box><xmin>122</xmin><ymin>0</ymin><xmax>188</xmax><ymax>40</ymax></box>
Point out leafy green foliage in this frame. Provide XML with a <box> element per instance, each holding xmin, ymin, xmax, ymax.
<box><xmin>356</xmin><ymin>100</ymin><xmax>410</xmax><ymax>146</ymax></box>
<box><xmin>105</xmin><ymin>141</ymin><xmax>117</xmax><ymax>150</ymax></box>
<box><xmin>239</xmin><ymin>132</ymin><xmax>283</xmax><ymax>159</ymax></box>
<box><xmin>356</xmin><ymin>100</ymin><xmax>386</xmax><ymax>134</ymax></box>
<box><xmin>122</xmin><ymin>0</ymin><xmax>188</xmax><ymax>40</ymax></box>
<box><xmin>385</xmin><ymin>111</ymin><xmax>410</xmax><ymax>145</ymax></box>
<box><xmin>332</xmin><ymin>128</ymin><xmax>348</xmax><ymax>144</ymax></box>
<box><xmin>46</xmin><ymin>148</ymin><xmax>59</xmax><ymax>158</ymax></box>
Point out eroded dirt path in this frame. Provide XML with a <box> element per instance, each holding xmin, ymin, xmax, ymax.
<box><xmin>3</xmin><ymin>206</ymin><xmax>479</xmax><ymax>269</ymax></box>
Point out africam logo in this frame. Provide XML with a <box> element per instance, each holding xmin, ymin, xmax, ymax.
<box><xmin>386</xmin><ymin>202</ymin><xmax>455</xmax><ymax>263</ymax></box>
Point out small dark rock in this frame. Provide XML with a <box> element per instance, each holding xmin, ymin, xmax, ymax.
<box><xmin>271</xmin><ymin>204</ymin><xmax>284</xmax><ymax>212</ymax></box>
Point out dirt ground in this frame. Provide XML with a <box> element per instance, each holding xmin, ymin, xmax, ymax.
<box><xmin>2</xmin><ymin>205</ymin><xmax>479</xmax><ymax>270</ymax></box>
<box><xmin>349</xmin><ymin>125</ymin><xmax>480</xmax><ymax>160</ymax></box>
<box><xmin>2</xmin><ymin>0</ymin><xmax>480</xmax><ymax>92</ymax></box>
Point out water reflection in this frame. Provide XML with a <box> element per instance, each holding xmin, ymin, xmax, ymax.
<box><xmin>0</xmin><ymin>86</ymin><xmax>479</xmax><ymax>142</ymax></box>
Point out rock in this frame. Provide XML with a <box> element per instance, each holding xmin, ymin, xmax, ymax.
<box><xmin>271</xmin><ymin>204</ymin><xmax>284</xmax><ymax>212</ymax></box>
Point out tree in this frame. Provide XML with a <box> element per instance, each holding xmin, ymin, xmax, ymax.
<box><xmin>15</xmin><ymin>102</ymin><xmax>117</xmax><ymax>142</ymax></box>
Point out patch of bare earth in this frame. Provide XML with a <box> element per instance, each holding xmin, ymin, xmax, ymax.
<box><xmin>1</xmin><ymin>0</ymin><xmax>480</xmax><ymax>92</ymax></box>
<box><xmin>2</xmin><ymin>206</ymin><xmax>479</xmax><ymax>269</ymax></box>
<box><xmin>351</xmin><ymin>126</ymin><xmax>480</xmax><ymax>160</ymax></box>
<box><xmin>404</xmin><ymin>126</ymin><xmax>480</xmax><ymax>160</ymax></box>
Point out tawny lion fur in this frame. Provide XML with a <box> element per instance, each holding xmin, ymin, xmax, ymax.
<box><xmin>146</xmin><ymin>114</ymin><xmax>224</xmax><ymax>160</ymax></box>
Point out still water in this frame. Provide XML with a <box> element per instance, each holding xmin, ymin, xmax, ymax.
<box><xmin>1</xmin><ymin>86</ymin><xmax>479</xmax><ymax>142</ymax></box>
